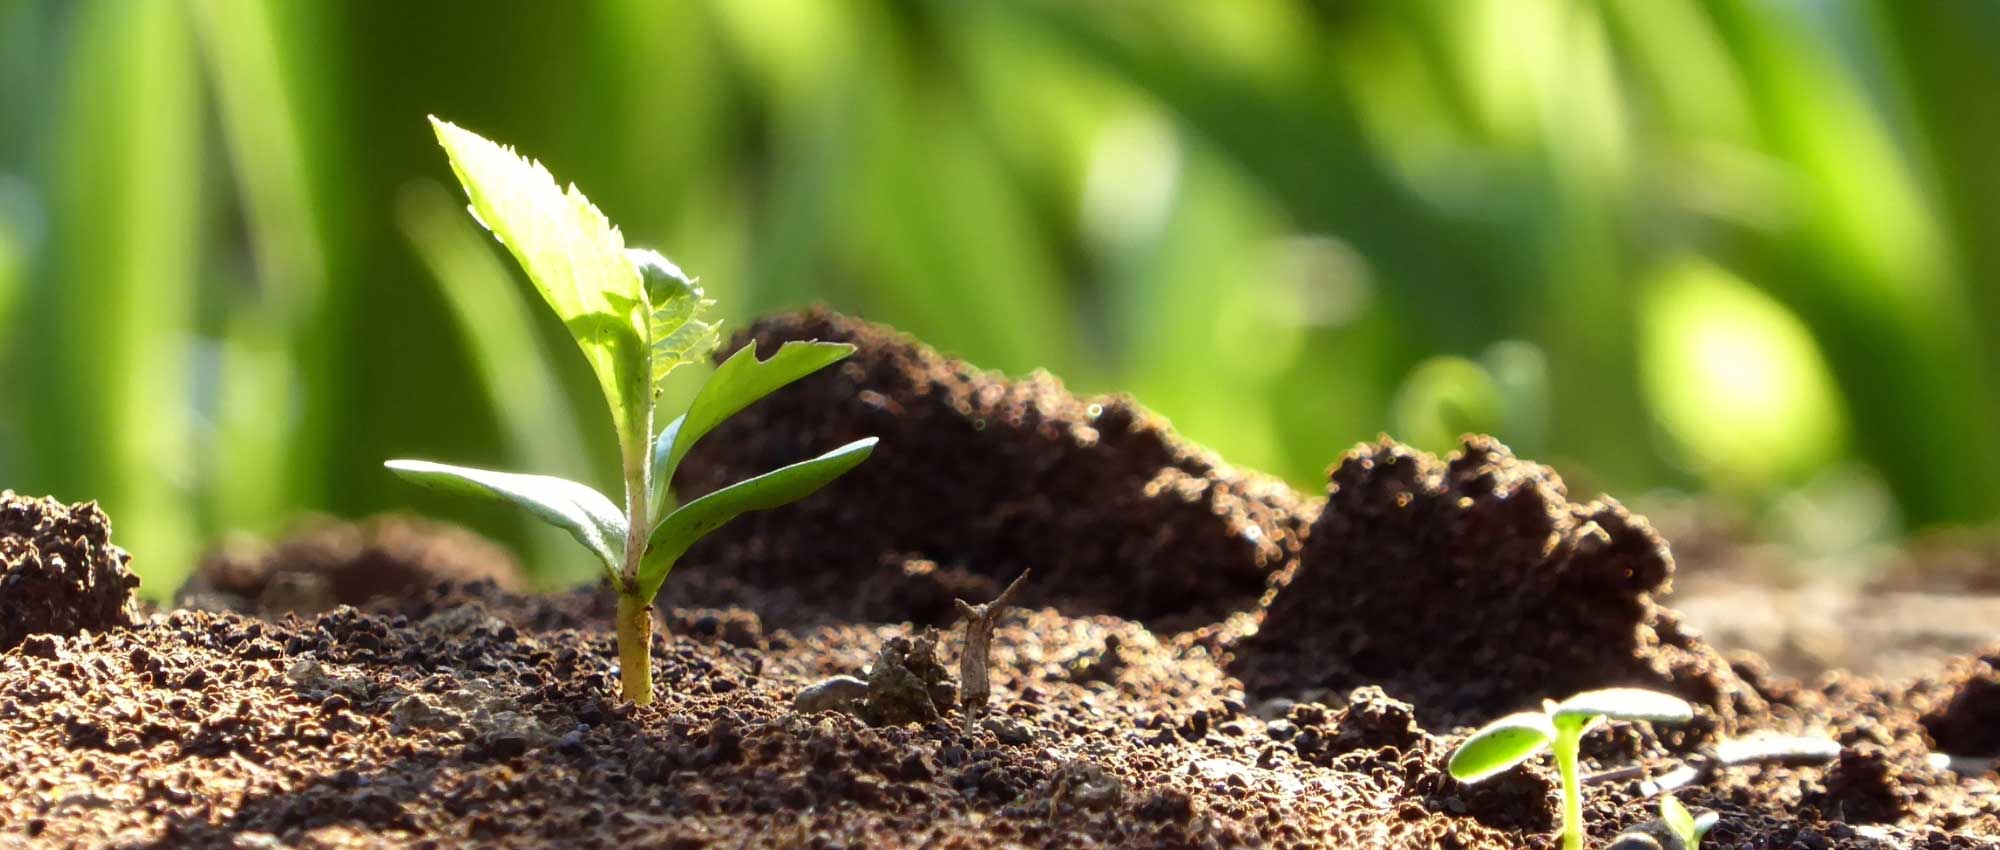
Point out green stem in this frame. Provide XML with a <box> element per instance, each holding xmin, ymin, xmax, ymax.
<box><xmin>1554</xmin><ymin>723</ymin><xmax>1584</xmax><ymax>850</ymax></box>
<box><xmin>616</xmin><ymin>592</ymin><xmax>654</xmax><ymax>705</ymax></box>
<box><xmin>617</xmin><ymin>429</ymin><xmax>652</xmax><ymax>704</ymax></box>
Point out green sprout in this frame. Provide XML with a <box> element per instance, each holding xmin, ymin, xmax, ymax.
<box><xmin>1447</xmin><ymin>688</ymin><xmax>1695</xmax><ymax>850</ymax></box>
<box><xmin>388</xmin><ymin>117</ymin><xmax>875</xmax><ymax>705</ymax></box>
<box><xmin>1659</xmin><ymin>794</ymin><xmax>1719</xmax><ymax>850</ymax></box>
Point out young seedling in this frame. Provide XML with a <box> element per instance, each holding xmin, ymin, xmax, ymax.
<box><xmin>1606</xmin><ymin>795</ymin><xmax>1720</xmax><ymax>850</ymax></box>
<box><xmin>1659</xmin><ymin>794</ymin><xmax>1719</xmax><ymax>849</ymax></box>
<box><xmin>1446</xmin><ymin>688</ymin><xmax>1695</xmax><ymax>850</ymax></box>
<box><xmin>388</xmin><ymin>117</ymin><xmax>875</xmax><ymax>705</ymax></box>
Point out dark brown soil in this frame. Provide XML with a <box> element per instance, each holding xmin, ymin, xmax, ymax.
<box><xmin>666</xmin><ymin>308</ymin><xmax>1307</xmax><ymax>633</ymax></box>
<box><xmin>3</xmin><ymin>311</ymin><xmax>1998</xmax><ymax>849</ymax></box>
<box><xmin>0</xmin><ymin>491</ymin><xmax>140</xmax><ymax>650</ymax></box>
<box><xmin>1230</xmin><ymin>438</ymin><xmax>1759</xmax><ymax>735</ymax></box>
<box><xmin>177</xmin><ymin>514</ymin><xmax>524</xmax><ymax>617</ymax></box>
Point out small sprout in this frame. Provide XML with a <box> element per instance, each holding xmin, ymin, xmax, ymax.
<box><xmin>1660</xmin><ymin>794</ymin><xmax>1719</xmax><ymax>850</ymax></box>
<box><xmin>389</xmin><ymin>118</ymin><xmax>875</xmax><ymax>704</ymax></box>
<box><xmin>1447</xmin><ymin>687</ymin><xmax>1695</xmax><ymax>850</ymax></box>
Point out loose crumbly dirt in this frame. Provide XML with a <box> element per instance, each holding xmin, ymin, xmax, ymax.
<box><xmin>177</xmin><ymin>514</ymin><xmax>524</xmax><ymax>618</ymax></box>
<box><xmin>665</xmin><ymin>309</ymin><xmax>1307</xmax><ymax>633</ymax></box>
<box><xmin>0</xmin><ymin>492</ymin><xmax>141</xmax><ymax>651</ymax></box>
<box><xmin>2</xmin><ymin>311</ymin><xmax>1997</xmax><ymax>849</ymax></box>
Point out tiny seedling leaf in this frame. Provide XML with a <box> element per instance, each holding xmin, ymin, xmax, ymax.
<box><xmin>430</xmin><ymin>117</ymin><xmax>651</xmax><ymax>452</ymax></box>
<box><xmin>385</xmin><ymin>460</ymin><xmax>627</xmax><ymax>584</ymax></box>
<box><xmin>638</xmin><ymin>437</ymin><xmax>877</xmax><ymax>600</ymax></box>
<box><xmin>1551</xmin><ymin>688</ymin><xmax>1694</xmax><ymax>726</ymax></box>
<box><xmin>629</xmin><ymin>248</ymin><xmax>720</xmax><ymax>391</ymax></box>
<box><xmin>1661</xmin><ymin>795</ymin><xmax>1695</xmax><ymax>843</ymax></box>
<box><xmin>1447</xmin><ymin>711</ymin><xmax>1557</xmax><ymax>783</ymax></box>
<box><xmin>1693</xmin><ymin>811</ymin><xmax>1720</xmax><ymax>842</ymax></box>
<box><xmin>651</xmin><ymin>340</ymin><xmax>856</xmax><ymax>499</ymax></box>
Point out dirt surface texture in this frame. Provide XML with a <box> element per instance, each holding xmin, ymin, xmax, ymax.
<box><xmin>2</xmin><ymin>310</ymin><xmax>1997</xmax><ymax>849</ymax></box>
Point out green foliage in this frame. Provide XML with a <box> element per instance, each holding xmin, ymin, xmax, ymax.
<box><xmin>384</xmin><ymin>460</ymin><xmax>626</xmax><ymax>581</ymax></box>
<box><xmin>429</xmin><ymin>116</ymin><xmax>661</xmax><ymax>457</ymax></box>
<box><xmin>631</xmin><ymin>248</ymin><xmax>722</xmax><ymax>391</ymax></box>
<box><xmin>1550</xmin><ymin>688</ymin><xmax>1698</xmax><ymax>727</ymax></box>
<box><xmin>639</xmin><ymin>436</ymin><xmax>876</xmax><ymax>600</ymax></box>
<box><xmin>1445</xmin><ymin>711</ymin><xmax>1557</xmax><ymax>784</ymax></box>
<box><xmin>651</xmin><ymin>339</ymin><xmax>857</xmax><ymax>508</ymax></box>
<box><xmin>1448</xmin><ymin>688</ymin><xmax>1695</xmax><ymax>850</ymax></box>
<box><xmin>388</xmin><ymin>120</ymin><xmax>871</xmax><ymax>702</ymax></box>
<box><xmin>1660</xmin><ymin>795</ymin><xmax>1719</xmax><ymax>850</ymax></box>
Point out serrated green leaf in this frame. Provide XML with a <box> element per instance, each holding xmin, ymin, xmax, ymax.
<box><xmin>1447</xmin><ymin>711</ymin><xmax>1556</xmax><ymax>783</ymax></box>
<box><xmin>429</xmin><ymin>117</ymin><xmax>651</xmax><ymax>454</ymax></box>
<box><xmin>650</xmin><ymin>340</ymin><xmax>856</xmax><ymax>506</ymax></box>
<box><xmin>637</xmin><ymin>437</ymin><xmax>876</xmax><ymax>600</ymax></box>
<box><xmin>385</xmin><ymin>460</ymin><xmax>626</xmax><ymax>586</ymax></box>
<box><xmin>1551</xmin><ymin>688</ymin><xmax>1694</xmax><ymax>726</ymax></box>
<box><xmin>629</xmin><ymin>248</ymin><xmax>721</xmax><ymax>390</ymax></box>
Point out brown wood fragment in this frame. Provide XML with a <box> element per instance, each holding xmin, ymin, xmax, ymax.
<box><xmin>953</xmin><ymin>570</ymin><xmax>1030</xmax><ymax>731</ymax></box>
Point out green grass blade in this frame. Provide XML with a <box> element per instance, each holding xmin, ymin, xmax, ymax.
<box><xmin>651</xmin><ymin>339</ymin><xmax>855</xmax><ymax>501</ymax></box>
<box><xmin>638</xmin><ymin>436</ymin><xmax>875</xmax><ymax>600</ymax></box>
<box><xmin>1447</xmin><ymin>711</ymin><xmax>1556</xmax><ymax>784</ymax></box>
<box><xmin>385</xmin><ymin>460</ymin><xmax>627</xmax><ymax>584</ymax></box>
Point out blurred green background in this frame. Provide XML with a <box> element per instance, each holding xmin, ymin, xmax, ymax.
<box><xmin>4</xmin><ymin>0</ymin><xmax>1998</xmax><ymax>597</ymax></box>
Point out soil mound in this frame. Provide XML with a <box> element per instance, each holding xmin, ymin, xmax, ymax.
<box><xmin>670</xmin><ymin>308</ymin><xmax>1309</xmax><ymax>630</ymax></box>
<box><xmin>178</xmin><ymin>514</ymin><xmax>523</xmax><ymax>616</ymax></box>
<box><xmin>1914</xmin><ymin>648</ymin><xmax>2000</xmax><ymax>757</ymax></box>
<box><xmin>0</xmin><ymin>490</ymin><xmax>140</xmax><ymax>649</ymax></box>
<box><xmin>1230</xmin><ymin>437</ymin><xmax>1763</xmax><ymax>734</ymax></box>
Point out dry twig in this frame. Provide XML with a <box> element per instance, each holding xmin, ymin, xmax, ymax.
<box><xmin>953</xmin><ymin>570</ymin><xmax>1030</xmax><ymax>731</ymax></box>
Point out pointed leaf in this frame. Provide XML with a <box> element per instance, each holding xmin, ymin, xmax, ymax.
<box><xmin>1661</xmin><ymin>795</ymin><xmax>1695</xmax><ymax>844</ymax></box>
<box><xmin>651</xmin><ymin>340</ymin><xmax>856</xmax><ymax>494</ymax></box>
<box><xmin>638</xmin><ymin>437</ymin><xmax>876</xmax><ymax>600</ymax></box>
<box><xmin>429</xmin><ymin>117</ymin><xmax>651</xmax><ymax>453</ymax></box>
<box><xmin>1447</xmin><ymin>711</ymin><xmax>1556</xmax><ymax>783</ymax></box>
<box><xmin>629</xmin><ymin>248</ymin><xmax>720</xmax><ymax>390</ymax></box>
<box><xmin>1692</xmin><ymin>812</ymin><xmax>1719</xmax><ymax>843</ymax></box>
<box><xmin>385</xmin><ymin>460</ymin><xmax>626</xmax><ymax>584</ymax></box>
<box><xmin>1552</xmin><ymin>688</ymin><xmax>1694</xmax><ymax>726</ymax></box>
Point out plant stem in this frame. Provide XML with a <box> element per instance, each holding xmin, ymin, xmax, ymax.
<box><xmin>616</xmin><ymin>592</ymin><xmax>654</xmax><ymax>704</ymax></box>
<box><xmin>1554</xmin><ymin>724</ymin><xmax>1584</xmax><ymax>850</ymax></box>
<box><xmin>618</xmin><ymin>430</ymin><xmax>653</xmax><ymax>703</ymax></box>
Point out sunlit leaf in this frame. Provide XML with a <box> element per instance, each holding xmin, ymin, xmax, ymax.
<box><xmin>638</xmin><ymin>437</ymin><xmax>876</xmax><ymax>599</ymax></box>
<box><xmin>629</xmin><ymin>248</ymin><xmax>721</xmax><ymax>391</ymax></box>
<box><xmin>429</xmin><ymin>117</ymin><xmax>651</xmax><ymax>454</ymax></box>
<box><xmin>651</xmin><ymin>340</ymin><xmax>855</xmax><ymax>501</ymax></box>
<box><xmin>1552</xmin><ymin>688</ymin><xmax>1694</xmax><ymax>725</ymax></box>
<box><xmin>1661</xmin><ymin>795</ymin><xmax>1695</xmax><ymax>844</ymax></box>
<box><xmin>1447</xmin><ymin>711</ymin><xmax>1556</xmax><ymax>783</ymax></box>
<box><xmin>384</xmin><ymin>460</ymin><xmax>626</xmax><ymax>583</ymax></box>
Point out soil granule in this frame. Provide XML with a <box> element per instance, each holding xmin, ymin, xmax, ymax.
<box><xmin>3</xmin><ymin>311</ymin><xmax>1998</xmax><ymax>849</ymax></box>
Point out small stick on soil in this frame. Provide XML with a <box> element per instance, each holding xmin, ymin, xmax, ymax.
<box><xmin>953</xmin><ymin>570</ymin><xmax>1030</xmax><ymax>732</ymax></box>
<box><xmin>1583</xmin><ymin>734</ymin><xmax>1845</xmax><ymax>795</ymax></box>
